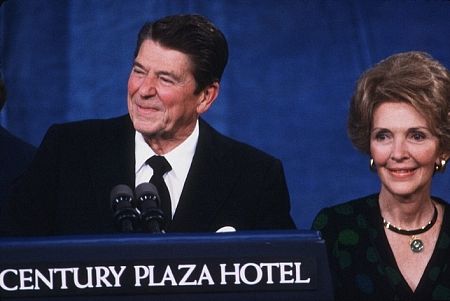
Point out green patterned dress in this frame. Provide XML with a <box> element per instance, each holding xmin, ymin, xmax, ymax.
<box><xmin>312</xmin><ymin>194</ymin><xmax>450</xmax><ymax>300</ymax></box>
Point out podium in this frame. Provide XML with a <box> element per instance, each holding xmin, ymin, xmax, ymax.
<box><xmin>0</xmin><ymin>230</ymin><xmax>333</xmax><ymax>300</ymax></box>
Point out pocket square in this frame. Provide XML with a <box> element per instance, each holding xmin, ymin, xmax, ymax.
<box><xmin>215</xmin><ymin>226</ymin><xmax>236</xmax><ymax>233</ymax></box>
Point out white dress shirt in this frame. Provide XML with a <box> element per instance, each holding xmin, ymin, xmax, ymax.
<box><xmin>135</xmin><ymin>120</ymin><xmax>199</xmax><ymax>217</ymax></box>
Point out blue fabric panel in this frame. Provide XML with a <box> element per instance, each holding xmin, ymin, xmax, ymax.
<box><xmin>1</xmin><ymin>0</ymin><xmax>449</xmax><ymax>229</ymax></box>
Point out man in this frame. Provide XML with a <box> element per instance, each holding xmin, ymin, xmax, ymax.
<box><xmin>0</xmin><ymin>77</ymin><xmax>36</xmax><ymax>211</ymax></box>
<box><xmin>0</xmin><ymin>14</ymin><xmax>295</xmax><ymax>236</ymax></box>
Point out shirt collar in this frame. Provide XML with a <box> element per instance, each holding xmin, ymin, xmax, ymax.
<box><xmin>135</xmin><ymin>120</ymin><xmax>199</xmax><ymax>175</ymax></box>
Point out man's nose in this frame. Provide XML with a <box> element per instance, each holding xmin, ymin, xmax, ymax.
<box><xmin>139</xmin><ymin>75</ymin><xmax>157</xmax><ymax>97</ymax></box>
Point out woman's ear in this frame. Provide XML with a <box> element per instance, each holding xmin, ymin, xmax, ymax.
<box><xmin>435</xmin><ymin>152</ymin><xmax>449</xmax><ymax>172</ymax></box>
<box><xmin>439</xmin><ymin>151</ymin><xmax>450</xmax><ymax>163</ymax></box>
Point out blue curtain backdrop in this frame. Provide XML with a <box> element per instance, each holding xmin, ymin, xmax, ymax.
<box><xmin>1</xmin><ymin>0</ymin><xmax>449</xmax><ymax>229</ymax></box>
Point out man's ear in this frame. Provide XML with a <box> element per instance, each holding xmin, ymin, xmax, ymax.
<box><xmin>196</xmin><ymin>82</ymin><xmax>220</xmax><ymax>114</ymax></box>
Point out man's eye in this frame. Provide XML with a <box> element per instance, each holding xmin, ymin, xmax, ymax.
<box><xmin>133</xmin><ymin>68</ymin><xmax>145</xmax><ymax>75</ymax></box>
<box><xmin>160</xmin><ymin>76</ymin><xmax>174</xmax><ymax>84</ymax></box>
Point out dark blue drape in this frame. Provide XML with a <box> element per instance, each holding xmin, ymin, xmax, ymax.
<box><xmin>1</xmin><ymin>0</ymin><xmax>449</xmax><ymax>229</ymax></box>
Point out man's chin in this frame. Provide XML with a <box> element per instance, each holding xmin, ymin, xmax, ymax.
<box><xmin>133</xmin><ymin>122</ymin><xmax>162</xmax><ymax>136</ymax></box>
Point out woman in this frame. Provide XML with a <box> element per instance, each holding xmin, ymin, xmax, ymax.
<box><xmin>312</xmin><ymin>51</ymin><xmax>450</xmax><ymax>300</ymax></box>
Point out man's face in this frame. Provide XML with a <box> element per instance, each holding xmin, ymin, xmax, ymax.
<box><xmin>127</xmin><ymin>40</ymin><xmax>203</xmax><ymax>145</ymax></box>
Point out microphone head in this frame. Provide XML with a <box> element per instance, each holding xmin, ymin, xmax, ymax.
<box><xmin>110</xmin><ymin>184</ymin><xmax>133</xmax><ymax>200</ymax></box>
<box><xmin>110</xmin><ymin>184</ymin><xmax>134</xmax><ymax>211</ymax></box>
<box><xmin>110</xmin><ymin>184</ymin><xmax>139</xmax><ymax>232</ymax></box>
<box><xmin>135</xmin><ymin>182</ymin><xmax>164</xmax><ymax>232</ymax></box>
<box><xmin>135</xmin><ymin>182</ymin><xmax>160</xmax><ymax>208</ymax></box>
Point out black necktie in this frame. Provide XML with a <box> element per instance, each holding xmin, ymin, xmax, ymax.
<box><xmin>146</xmin><ymin>156</ymin><xmax>172</xmax><ymax>228</ymax></box>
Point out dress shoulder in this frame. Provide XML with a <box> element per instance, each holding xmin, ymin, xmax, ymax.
<box><xmin>312</xmin><ymin>194</ymin><xmax>379</xmax><ymax>231</ymax></box>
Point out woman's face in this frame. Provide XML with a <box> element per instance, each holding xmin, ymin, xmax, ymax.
<box><xmin>370</xmin><ymin>101</ymin><xmax>442</xmax><ymax>200</ymax></box>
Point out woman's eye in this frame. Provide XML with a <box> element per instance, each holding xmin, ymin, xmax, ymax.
<box><xmin>375</xmin><ymin>132</ymin><xmax>389</xmax><ymax>141</ymax></box>
<box><xmin>410</xmin><ymin>132</ymin><xmax>426</xmax><ymax>141</ymax></box>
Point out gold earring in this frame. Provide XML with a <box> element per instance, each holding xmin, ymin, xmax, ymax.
<box><xmin>369</xmin><ymin>158</ymin><xmax>376</xmax><ymax>171</ymax></box>
<box><xmin>435</xmin><ymin>159</ymin><xmax>447</xmax><ymax>172</ymax></box>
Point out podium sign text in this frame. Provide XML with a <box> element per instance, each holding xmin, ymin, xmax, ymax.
<box><xmin>0</xmin><ymin>231</ymin><xmax>332</xmax><ymax>300</ymax></box>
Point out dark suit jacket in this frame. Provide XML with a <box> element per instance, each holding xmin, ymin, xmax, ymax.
<box><xmin>0</xmin><ymin>115</ymin><xmax>295</xmax><ymax>236</ymax></box>
<box><xmin>0</xmin><ymin>126</ymin><xmax>36</xmax><ymax>211</ymax></box>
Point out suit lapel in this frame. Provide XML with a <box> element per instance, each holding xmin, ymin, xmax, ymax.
<box><xmin>89</xmin><ymin>115</ymin><xmax>135</xmax><ymax>221</ymax></box>
<box><xmin>169</xmin><ymin>119</ymin><xmax>237</xmax><ymax>232</ymax></box>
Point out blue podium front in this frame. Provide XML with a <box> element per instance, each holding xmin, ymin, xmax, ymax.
<box><xmin>0</xmin><ymin>230</ymin><xmax>333</xmax><ymax>300</ymax></box>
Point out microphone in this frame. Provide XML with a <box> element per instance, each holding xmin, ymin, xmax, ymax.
<box><xmin>110</xmin><ymin>184</ymin><xmax>140</xmax><ymax>233</ymax></box>
<box><xmin>135</xmin><ymin>182</ymin><xmax>165</xmax><ymax>233</ymax></box>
